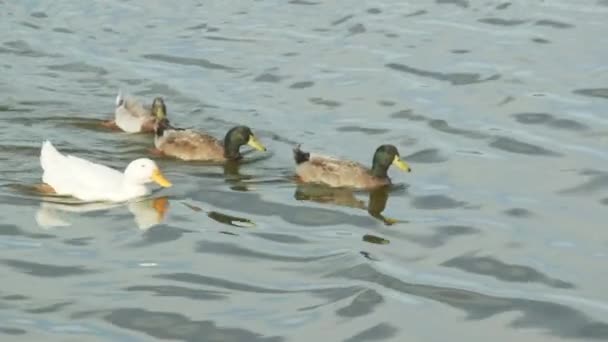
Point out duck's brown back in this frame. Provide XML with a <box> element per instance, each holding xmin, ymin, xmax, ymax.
<box><xmin>296</xmin><ymin>156</ymin><xmax>389</xmax><ymax>189</ymax></box>
<box><xmin>158</xmin><ymin>130</ymin><xmax>225</xmax><ymax>161</ymax></box>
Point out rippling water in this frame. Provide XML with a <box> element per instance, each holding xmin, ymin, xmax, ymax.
<box><xmin>1</xmin><ymin>1</ymin><xmax>608</xmax><ymax>341</ymax></box>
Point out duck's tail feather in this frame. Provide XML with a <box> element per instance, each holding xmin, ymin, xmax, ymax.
<box><xmin>115</xmin><ymin>89</ymin><xmax>124</xmax><ymax>107</ymax></box>
<box><xmin>293</xmin><ymin>144</ymin><xmax>310</xmax><ymax>164</ymax></box>
<box><xmin>40</xmin><ymin>140</ymin><xmax>62</xmax><ymax>170</ymax></box>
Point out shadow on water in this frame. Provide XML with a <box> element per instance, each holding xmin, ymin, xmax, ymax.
<box><xmin>442</xmin><ymin>254</ymin><xmax>576</xmax><ymax>289</ymax></box>
<box><xmin>148</xmin><ymin>147</ymin><xmax>275</xmax><ymax>181</ymax></box>
<box><xmin>34</xmin><ymin>196</ymin><xmax>170</xmax><ymax>231</ymax></box>
<box><xmin>503</xmin><ymin>207</ymin><xmax>535</xmax><ymax>218</ymax></box>
<box><xmin>389</xmin><ymin>109</ymin><xmax>563</xmax><ymax>157</ymax></box>
<box><xmin>293</xmin><ymin>184</ymin><xmax>407</xmax><ymax>226</ymax></box>
<box><xmin>402</xmin><ymin>225</ymin><xmax>481</xmax><ymax>248</ymax></box>
<box><xmin>129</xmin><ymin>224</ymin><xmax>196</xmax><ymax>247</ymax></box>
<box><xmin>1</xmin><ymin>259</ymin><xmax>96</xmax><ymax>277</ymax></box>
<box><xmin>221</xmin><ymin>157</ymin><xmax>284</xmax><ymax>192</ymax></box>
<box><xmin>196</xmin><ymin>239</ymin><xmax>346</xmax><ymax>262</ymax></box>
<box><xmin>435</xmin><ymin>0</ymin><xmax>468</xmax><ymax>9</ymax></box>
<box><xmin>0</xmin><ymin>223</ymin><xmax>55</xmax><ymax>240</ymax></box>
<box><xmin>10</xmin><ymin>180</ymin><xmax>263</xmax><ymax>232</ymax></box>
<box><xmin>124</xmin><ymin>285</ymin><xmax>227</xmax><ymax>301</ymax></box>
<box><xmin>573</xmin><ymin>88</ymin><xmax>608</xmax><ymax>99</ymax></box>
<box><xmin>345</xmin><ymin>323</ymin><xmax>397</xmax><ymax>342</ymax></box>
<box><xmin>333</xmin><ymin>288</ymin><xmax>384</xmax><ymax>318</ymax></box>
<box><xmin>8</xmin><ymin>116</ymin><xmax>121</xmax><ymax>133</ymax></box>
<box><xmin>7</xmin><ymin>183</ymin><xmax>170</xmax><ymax>230</ymax></box>
<box><xmin>512</xmin><ymin>113</ymin><xmax>589</xmax><ymax>132</ymax></box>
<box><xmin>142</xmin><ymin>53</ymin><xmax>238</xmax><ymax>73</ymax></box>
<box><xmin>411</xmin><ymin>194</ymin><xmax>468</xmax><ymax>210</ymax></box>
<box><xmin>181</xmin><ymin>201</ymin><xmax>256</xmax><ymax>228</ymax></box>
<box><xmin>153</xmin><ymin>273</ymin><xmax>363</xmax><ymax>298</ymax></box>
<box><xmin>329</xmin><ymin>264</ymin><xmax>608</xmax><ymax>340</ymax></box>
<box><xmin>78</xmin><ymin>308</ymin><xmax>283</xmax><ymax>342</ymax></box>
<box><xmin>558</xmin><ymin>169</ymin><xmax>608</xmax><ymax>195</ymax></box>
<box><xmin>405</xmin><ymin>148</ymin><xmax>448</xmax><ymax>164</ymax></box>
<box><xmin>192</xmin><ymin>188</ymin><xmax>378</xmax><ymax>228</ymax></box>
<box><xmin>386</xmin><ymin>63</ymin><xmax>500</xmax><ymax>86</ymax></box>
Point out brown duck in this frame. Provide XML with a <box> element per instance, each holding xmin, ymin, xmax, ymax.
<box><xmin>293</xmin><ymin>144</ymin><xmax>411</xmax><ymax>189</ymax></box>
<box><xmin>153</xmin><ymin>117</ymin><xmax>266</xmax><ymax>162</ymax></box>
<box><xmin>101</xmin><ymin>93</ymin><xmax>166</xmax><ymax>133</ymax></box>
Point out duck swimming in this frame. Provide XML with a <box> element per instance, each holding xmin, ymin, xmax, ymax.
<box><xmin>152</xmin><ymin>117</ymin><xmax>266</xmax><ymax>162</ymax></box>
<box><xmin>292</xmin><ymin>144</ymin><xmax>411</xmax><ymax>189</ymax></box>
<box><xmin>39</xmin><ymin>140</ymin><xmax>171</xmax><ymax>202</ymax></box>
<box><xmin>101</xmin><ymin>92</ymin><xmax>166</xmax><ymax>133</ymax></box>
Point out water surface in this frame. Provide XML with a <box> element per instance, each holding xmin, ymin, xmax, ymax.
<box><xmin>1</xmin><ymin>1</ymin><xmax>608</xmax><ymax>341</ymax></box>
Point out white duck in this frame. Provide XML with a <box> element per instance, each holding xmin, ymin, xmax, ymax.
<box><xmin>102</xmin><ymin>92</ymin><xmax>165</xmax><ymax>133</ymax></box>
<box><xmin>39</xmin><ymin>141</ymin><xmax>172</xmax><ymax>202</ymax></box>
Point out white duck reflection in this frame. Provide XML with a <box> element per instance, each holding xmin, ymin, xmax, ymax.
<box><xmin>35</xmin><ymin>196</ymin><xmax>169</xmax><ymax>230</ymax></box>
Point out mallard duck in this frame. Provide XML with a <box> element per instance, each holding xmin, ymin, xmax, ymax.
<box><xmin>292</xmin><ymin>144</ymin><xmax>411</xmax><ymax>189</ymax></box>
<box><xmin>152</xmin><ymin>118</ymin><xmax>266</xmax><ymax>162</ymax></box>
<box><xmin>101</xmin><ymin>92</ymin><xmax>166</xmax><ymax>133</ymax></box>
<box><xmin>39</xmin><ymin>141</ymin><xmax>172</xmax><ymax>202</ymax></box>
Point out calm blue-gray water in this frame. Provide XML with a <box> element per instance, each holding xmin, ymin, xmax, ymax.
<box><xmin>1</xmin><ymin>1</ymin><xmax>608</xmax><ymax>341</ymax></box>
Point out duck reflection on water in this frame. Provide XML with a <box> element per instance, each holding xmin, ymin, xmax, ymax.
<box><xmin>294</xmin><ymin>184</ymin><xmax>406</xmax><ymax>226</ymax></box>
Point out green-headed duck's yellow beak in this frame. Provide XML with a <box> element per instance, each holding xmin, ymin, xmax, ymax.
<box><xmin>151</xmin><ymin>168</ymin><xmax>172</xmax><ymax>187</ymax></box>
<box><xmin>392</xmin><ymin>155</ymin><xmax>411</xmax><ymax>172</ymax></box>
<box><xmin>247</xmin><ymin>134</ymin><xmax>267</xmax><ymax>152</ymax></box>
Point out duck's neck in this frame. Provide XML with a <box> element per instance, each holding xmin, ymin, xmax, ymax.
<box><xmin>370</xmin><ymin>163</ymin><xmax>390</xmax><ymax>178</ymax></box>
<box><xmin>120</xmin><ymin>181</ymin><xmax>148</xmax><ymax>200</ymax></box>
<box><xmin>155</xmin><ymin>119</ymin><xmax>170</xmax><ymax>137</ymax></box>
<box><xmin>223</xmin><ymin>140</ymin><xmax>242</xmax><ymax>160</ymax></box>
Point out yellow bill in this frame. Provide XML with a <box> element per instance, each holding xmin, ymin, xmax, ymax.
<box><xmin>247</xmin><ymin>134</ymin><xmax>267</xmax><ymax>151</ymax></box>
<box><xmin>151</xmin><ymin>168</ymin><xmax>172</xmax><ymax>187</ymax></box>
<box><xmin>393</xmin><ymin>155</ymin><xmax>411</xmax><ymax>172</ymax></box>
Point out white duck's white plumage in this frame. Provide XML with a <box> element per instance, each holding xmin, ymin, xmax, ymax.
<box><xmin>39</xmin><ymin>141</ymin><xmax>171</xmax><ymax>202</ymax></box>
<box><xmin>114</xmin><ymin>92</ymin><xmax>156</xmax><ymax>133</ymax></box>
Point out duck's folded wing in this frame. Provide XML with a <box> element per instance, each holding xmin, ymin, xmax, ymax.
<box><xmin>123</xmin><ymin>96</ymin><xmax>151</xmax><ymax>118</ymax></box>
<box><xmin>166</xmin><ymin>130</ymin><xmax>218</xmax><ymax>144</ymax></box>
<box><xmin>64</xmin><ymin>154</ymin><xmax>124</xmax><ymax>183</ymax></box>
<box><xmin>303</xmin><ymin>157</ymin><xmax>368</xmax><ymax>186</ymax></box>
<box><xmin>310</xmin><ymin>156</ymin><xmax>362</xmax><ymax>173</ymax></box>
<box><xmin>162</xmin><ymin>130</ymin><xmax>223</xmax><ymax>153</ymax></box>
<box><xmin>41</xmin><ymin>142</ymin><xmax>124</xmax><ymax>195</ymax></box>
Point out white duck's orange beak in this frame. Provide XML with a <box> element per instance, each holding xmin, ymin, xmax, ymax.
<box><xmin>151</xmin><ymin>168</ymin><xmax>172</xmax><ymax>187</ymax></box>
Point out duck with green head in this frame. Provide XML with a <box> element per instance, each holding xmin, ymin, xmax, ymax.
<box><xmin>152</xmin><ymin>113</ymin><xmax>266</xmax><ymax>162</ymax></box>
<box><xmin>101</xmin><ymin>92</ymin><xmax>167</xmax><ymax>133</ymax></box>
<box><xmin>292</xmin><ymin>144</ymin><xmax>411</xmax><ymax>189</ymax></box>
